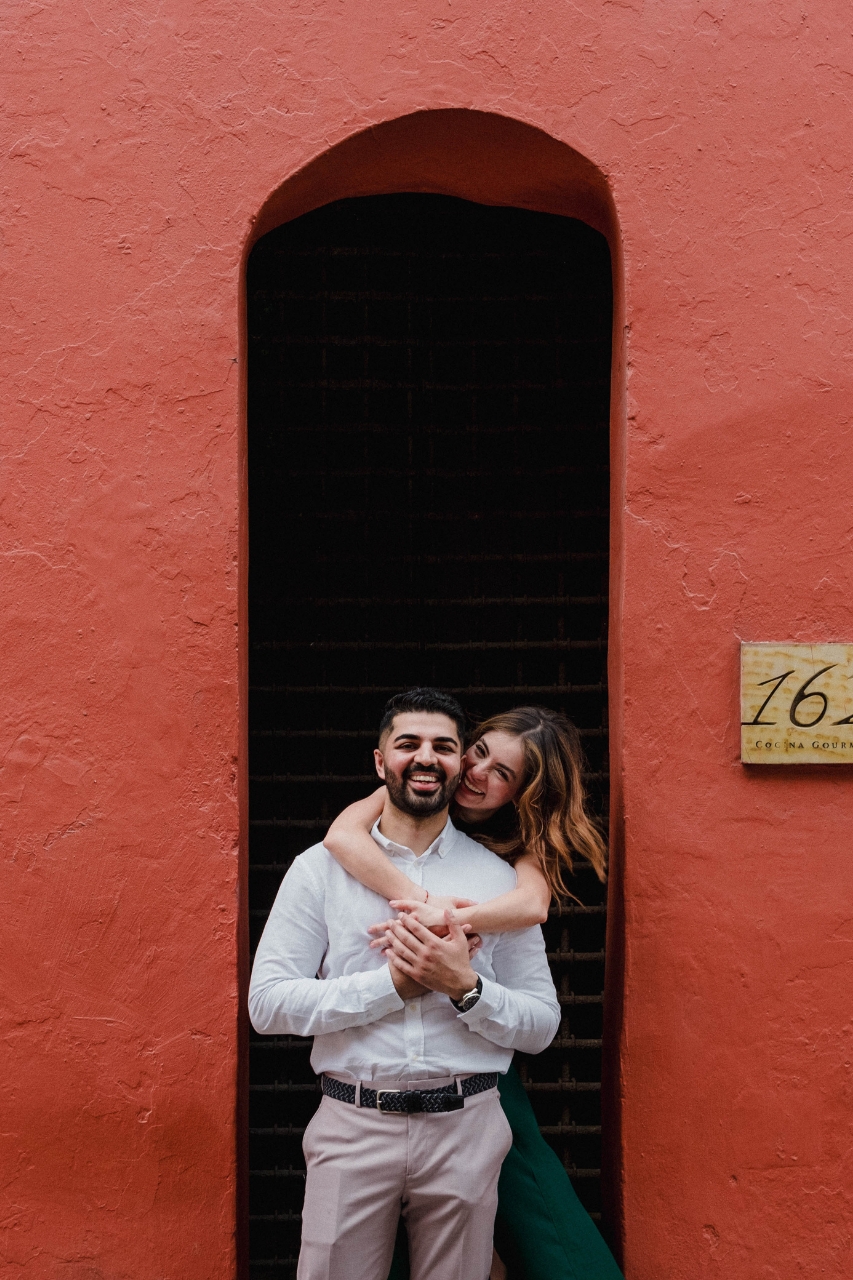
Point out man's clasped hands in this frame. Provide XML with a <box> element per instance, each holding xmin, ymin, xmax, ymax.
<box><xmin>367</xmin><ymin>898</ymin><xmax>484</xmax><ymax>1004</ymax></box>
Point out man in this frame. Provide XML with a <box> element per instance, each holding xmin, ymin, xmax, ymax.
<box><xmin>249</xmin><ymin>687</ymin><xmax>560</xmax><ymax>1280</ymax></box>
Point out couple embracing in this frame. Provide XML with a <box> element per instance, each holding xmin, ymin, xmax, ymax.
<box><xmin>249</xmin><ymin>688</ymin><xmax>623</xmax><ymax>1280</ymax></box>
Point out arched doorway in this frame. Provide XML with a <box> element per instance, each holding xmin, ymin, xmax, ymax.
<box><xmin>246</xmin><ymin>187</ymin><xmax>613</xmax><ymax>1277</ymax></box>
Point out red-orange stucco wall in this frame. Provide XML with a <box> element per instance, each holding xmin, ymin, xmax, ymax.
<box><xmin>3</xmin><ymin>3</ymin><xmax>852</xmax><ymax>1277</ymax></box>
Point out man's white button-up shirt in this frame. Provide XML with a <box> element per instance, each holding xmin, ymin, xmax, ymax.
<box><xmin>249</xmin><ymin>818</ymin><xmax>560</xmax><ymax>1081</ymax></box>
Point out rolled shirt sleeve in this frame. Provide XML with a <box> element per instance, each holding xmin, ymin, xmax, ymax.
<box><xmin>458</xmin><ymin>924</ymin><xmax>560</xmax><ymax>1055</ymax></box>
<box><xmin>249</xmin><ymin>856</ymin><xmax>405</xmax><ymax>1037</ymax></box>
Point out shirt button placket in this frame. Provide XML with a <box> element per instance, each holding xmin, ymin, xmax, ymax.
<box><xmin>412</xmin><ymin>1002</ymin><xmax>425</xmax><ymax>1066</ymax></box>
<box><xmin>400</xmin><ymin>857</ymin><xmax>427</xmax><ymax>1068</ymax></box>
<box><xmin>404</xmin><ymin>1000</ymin><xmax>418</xmax><ymax>1065</ymax></box>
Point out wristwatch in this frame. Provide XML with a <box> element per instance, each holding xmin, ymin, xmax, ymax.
<box><xmin>450</xmin><ymin>975</ymin><xmax>483</xmax><ymax>1013</ymax></box>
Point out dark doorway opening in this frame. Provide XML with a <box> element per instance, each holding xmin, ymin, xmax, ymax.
<box><xmin>247</xmin><ymin>193</ymin><xmax>612</xmax><ymax>1278</ymax></box>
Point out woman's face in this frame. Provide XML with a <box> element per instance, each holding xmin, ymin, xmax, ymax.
<box><xmin>455</xmin><ymin>731</ymin><xmax>526</xmax><ymax>818</ymax></box>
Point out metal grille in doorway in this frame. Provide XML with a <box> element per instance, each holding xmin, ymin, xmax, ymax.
<box><xmin>247</xmin><ymin>193</ymin><xmax>612</xmax><ymax>1278</ymax></box>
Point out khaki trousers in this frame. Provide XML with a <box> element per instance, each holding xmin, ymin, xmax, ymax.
<box><xmin>297</xmin><ymin>1077</ymin><xmax>513</xmax><ymax>1280</ymax></box>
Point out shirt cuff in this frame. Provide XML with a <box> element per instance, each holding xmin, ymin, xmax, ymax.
<box><xmin>359</xmin><ymin>963</ymin><xmax>406</xmax><ymax>1015</ymax></box>
<box><xmin>455</xmin><ymin>975</ymin><xmax>501</xmax><ymax>1026</ymax></box>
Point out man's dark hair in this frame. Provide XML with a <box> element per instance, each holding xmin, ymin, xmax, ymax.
<box><xmin>378</xmin><ymin>688</ymin><xmax>467</xmax><ymax>744</ymax></box>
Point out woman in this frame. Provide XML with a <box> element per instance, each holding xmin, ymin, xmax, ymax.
<box><xmin>324</xmin><ymin>706</ymin><xmax>623</xmax><ymax>1280</ymax></box>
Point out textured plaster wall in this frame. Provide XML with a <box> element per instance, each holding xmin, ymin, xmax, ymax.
<box><xmin>2</xmin><ymin>1</ymin><xmax>852</xmax><ymax>1277</ymax></box>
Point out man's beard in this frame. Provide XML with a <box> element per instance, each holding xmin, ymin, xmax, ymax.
<box><xmin>384</xmin><ymin>762</ymin><xmax>460</xmax><ymax>818</ymax></box>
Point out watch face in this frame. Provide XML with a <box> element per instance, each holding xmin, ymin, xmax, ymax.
<box><xmin>453</xmin><ymin>977</ymin><xmax>482</xmax><ymax>1012</ymax></box>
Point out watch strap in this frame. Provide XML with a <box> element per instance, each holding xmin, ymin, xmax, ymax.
<box><xmin>450</xmin><ymin>975</ymin><xmax>483</xmax><ymax>1012</ymax></box>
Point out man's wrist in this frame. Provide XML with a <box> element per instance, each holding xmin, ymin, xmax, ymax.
<box><xmin>448</xmin><ymin>969</ymin><xmax>479</xmax><ymax>1004</ymax></box>
<box><xmin>388</xmin><ymin>960</ymin><xmax>427</xmax><ymax>1002</ymax></box>
<box><xmin>449</xmin><ymin>974</ymin><xmax>482</xmax><ymax>1012</ymax></box>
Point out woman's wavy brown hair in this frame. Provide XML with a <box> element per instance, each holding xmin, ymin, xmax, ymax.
<box><xmin>466</xmin><ymin>706</ymin><xmax>607</xmax><ymax>903</ymax></box>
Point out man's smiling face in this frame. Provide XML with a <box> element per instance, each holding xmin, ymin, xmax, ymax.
<box><xmin>374</xmin><ymin>711</ymin><xmax>463</xmax><ymax>818</ymax></box>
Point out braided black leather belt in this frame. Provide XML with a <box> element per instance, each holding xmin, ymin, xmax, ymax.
<box><xmin>321</xmin><ymin>1072</ymin><xmax>498</xmax><ymax>1113</ymax></box>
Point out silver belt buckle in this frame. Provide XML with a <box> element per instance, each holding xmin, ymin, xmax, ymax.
<box><xmin>375</xmin><ymin>1089</ymin><xmax>400</xmax><ymax>1113</ymax></box>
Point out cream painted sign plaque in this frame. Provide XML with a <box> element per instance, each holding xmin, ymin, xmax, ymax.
<box><xmin>741</xmin><ymin>643</ymin><xmax>853</xmax><ymax>764</ymax></box>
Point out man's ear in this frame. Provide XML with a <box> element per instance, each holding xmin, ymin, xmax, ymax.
<box><xmin>374</xmin><ymin>748</ymin><xmax>386</xmax><ymax>780</ymax></box>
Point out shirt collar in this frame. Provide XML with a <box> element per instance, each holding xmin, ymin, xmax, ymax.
<box><xmin>370</xmin><ymin>816</ymin><xmax>458</xmax><ymax>862</ymax></box>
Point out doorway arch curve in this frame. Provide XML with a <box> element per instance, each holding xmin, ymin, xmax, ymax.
<box><xmin>248</xmin><ymin>108</ymin><xmax>619</xmax><ymax>250</ymax></box>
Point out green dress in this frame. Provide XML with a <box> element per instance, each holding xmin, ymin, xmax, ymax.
<box><xmin>387</xmin><ymin>1063</ymin><xmax>623</xmax><ymax>1279</ymax></box>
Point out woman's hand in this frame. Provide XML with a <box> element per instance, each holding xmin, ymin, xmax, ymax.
<box><xmin>368</xmin><ymin>896</ymin><xmax>477</xmax><ymax>939</ymax></box>
<box><xmin>370</xmin><ymin>908</ymin><xmax>482</xmax><ymax>959</ymax></box>
<box><xmin>399</xmin><ymin>893</ymin><xmax>478</xmax><ymax>914</ymax></box>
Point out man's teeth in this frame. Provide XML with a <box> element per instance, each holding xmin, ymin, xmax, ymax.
<box><xmin>410</xmin><ymin>774</ymin><xmax>439</xmax><ymax>783</ymax></box>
